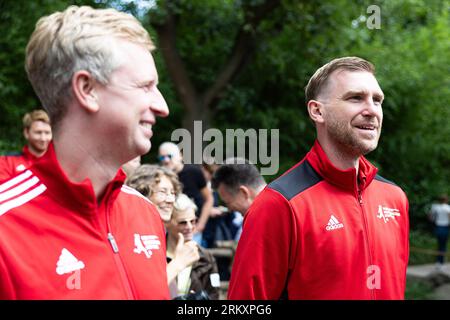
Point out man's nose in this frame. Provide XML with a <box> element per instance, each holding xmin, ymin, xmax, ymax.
<box><xmin>362</xmin><ymin>98</ymin><xmax>380</xmax><ymax>117</ymax></box>
<box><xmin>186</xmin><ymin>221</ymin><xmax>194</xmax><ymax>229</ymax></box>
<box><xmin>150</xmin><ymin>87</ymin><xmax>169</xmax><ymax>118</ymax></box>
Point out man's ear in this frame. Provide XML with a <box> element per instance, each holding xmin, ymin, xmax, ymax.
<box><xmin>23</xmin><ymin>128</ymin><xmax>29</xmax><ymax>140</ymax></box>
<box><xmin>307</xmin><ymin>100</ymin><xmax>325</xmax><ymax>124</ymax></box>
<box><xmin>72</xmin><ymin>70</ymin><xmax>100</xmax><ymax>113</ymax></box>
<box><xmin>239</xmin><ymin>185</ymin><xmax>251</xmax><ymax>200</ymax></box>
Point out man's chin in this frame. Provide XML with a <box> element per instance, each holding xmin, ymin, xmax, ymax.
<box><xmin>358</xmin><ymin>142</ymin><xmax>378</xmax><ymax>155</ymax></box>
<box><xmin>136</xmin><ymin>141</ymin><xmax>151</xmax><ymax>155</ymax></box>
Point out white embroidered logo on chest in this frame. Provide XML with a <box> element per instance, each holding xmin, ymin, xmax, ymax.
<box><xmin>133</xmin><ymin>234</ymin><xmax>161</xmax><ymax>258</ymax></box>
<box><xmin>325</xmin><ymin>215</ymin><xmax>344</xmax><ymax>231</ymax></box>
<box><xmin>377</xmin><ymin>205</ymin><xmax>400</xmax><ymax>223</ymax></box>
<box><xmin>56</xmin><ymin>248</ymin><xmax>85</xmax><ymax>275</ymax></box>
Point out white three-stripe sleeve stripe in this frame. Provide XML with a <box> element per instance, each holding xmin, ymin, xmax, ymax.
<box><xmin>0</xmin><ymin>176</ymin><xmax>39</xmax><ymax>202</ymax></box>
<box><xmin>0</xmin><ymin>184</ymin><xmax>47</xmax><ymax>216</ymax></box>
<box><xmin>0</xmin><ymin>170</ymin><xmax>33</xmax><ymax>193</ymax></box>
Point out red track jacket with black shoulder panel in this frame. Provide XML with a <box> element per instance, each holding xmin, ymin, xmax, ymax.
<box><xmin>228</xmin><ymin>140</ymin><xmax>409</xmax><ymax>300</ymax></box>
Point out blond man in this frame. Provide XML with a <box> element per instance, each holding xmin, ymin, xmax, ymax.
<box><xmin>0</xmin><ymin>109</ymin><xmax>51</xmax><ymax>181</ymax></box>
<box><xmin>0</xmin><ymin>6</ymin><xmax>170</xmax><ymax>299</ymax></box>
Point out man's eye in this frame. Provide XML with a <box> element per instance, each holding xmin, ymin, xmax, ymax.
<box><xmin>373</xmin><ymin>98</ymin><xmax>383</xmax><ymax>105</ymax></box>
<box><xmin>140</xmin><ymin>83</ymin><xmax>154</xmax><ymax>92</ymax></box>
<box><xmin>349</xmin><ymin>96</ymin><xmax>362</xmax><ymax>101</ymax></box>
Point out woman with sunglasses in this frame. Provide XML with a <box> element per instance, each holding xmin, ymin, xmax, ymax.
<box><xmin>166</xmin><ymin>194</ymin><xmax>220</xmax><ymax>299</ymax></box>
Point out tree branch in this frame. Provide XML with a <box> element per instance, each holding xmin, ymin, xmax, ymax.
<box><xmin>202</xmin><ymin>0</ymin><xmax>282</xmax><ymax>109</ymax></box>
<box><xmin>151</xmin><ymin>7</ymin><xmax>199</xmax><ymax>115</ymax></box>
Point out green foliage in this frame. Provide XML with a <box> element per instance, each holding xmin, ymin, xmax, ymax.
<box><xmin>405</xmin><ymin>280</ymin><xmax>433</xmax><ymax>300</ymax></box>
<box><xmin>352</xmin><ymin>0</ymin><xmax>450</xmax><ymax>228</ymax></box>
<box><xmin>0</xmin><ymin>0</ymin><xmax>100</xmax><ymax>149</ymax></box>
<box><xmin>148</xmin><ymin>0</ymin><xmax>242</xmax><ymax>90</ymax></box>
<box><xmin>409</xmin><ymin>229</ymin><xmax>438</xmax><ymax>265</ymax></box>
<box><xmin>0</xmin><ymin>0</ymin><xmax>448</xmax><ymax>219</ymax></box>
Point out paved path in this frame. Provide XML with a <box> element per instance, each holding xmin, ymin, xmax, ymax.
<box><xmin>407</xmin><ymin>263</ymin><xmax>450</xmax><ymax>278</ymax></box>
<box><xmin>407</xmin><ymin>263</ymin><xmax>450</xmax><ymax>299</ymax></box>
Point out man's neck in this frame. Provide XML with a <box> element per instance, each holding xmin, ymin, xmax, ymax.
<box><xmin>53</xmin><ymin>135</ymin><xmax>120</xmax><ymax>201</ymax></box>
<box><xmin>318</xmin><ymin>138</ymin><xmax>360</xmax><ymax>172</ymax></box>
<box><xmin>252</xmin><ymin>184</ymin><xmax>267</xmax><ymax>198</ymax></box>
<box><xmin>27</xmin><ymin>145</ymin><xmax>45</xmax><ymax>158</ymax></box>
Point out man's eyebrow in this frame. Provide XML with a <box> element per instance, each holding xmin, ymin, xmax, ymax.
<box><xmin>374</xmin><ymin>92</ymin><xmax>385</xmax><ymax>100</ymax></box>
<box><xmin>136</xmin><ymin>78</ymin><xmax>158</xmax><ymax>86</ymax></box>
<box><xmin>342</xmin><ymin>90</ymin><xmax>366</xmax><ymax>97</ymax></box>
<box><xmin>342</xmin><ymin>90</ymin><xmax>384</xmax><ymax>99</ymax></box>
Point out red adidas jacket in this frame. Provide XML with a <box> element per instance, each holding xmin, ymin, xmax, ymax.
<box><xmin>0</xmin><ymin>143</ymin><xmax>169</xmax><ymax>299</ymax></box>
<box><xmin>0</xmin><ymin>145</ymin><xmax>40</xmax><ymax>183</ymax></box>
<box><xmin>228</xmin><ymin>141</ymin><xmax>409</xmax><ymax>300</ymax></box>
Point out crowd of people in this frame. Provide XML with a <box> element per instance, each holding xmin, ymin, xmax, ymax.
<box><xmin>0</xmin><ymin>4</ymin><xmax>433</xmax><ymax>300</ymax></box>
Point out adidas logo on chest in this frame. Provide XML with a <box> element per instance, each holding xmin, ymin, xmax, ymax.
<box><xmin>56</xmin><ymin>248</ymin><xmax>85</xmax><ymax>275</ymax></box>
<box><xmin>325</xmin><ymin>215</ymin><xmax>344</xmax><ymax>231</ymax></box>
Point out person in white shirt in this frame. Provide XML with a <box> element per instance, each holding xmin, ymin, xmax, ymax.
<box><xmin>428</xmin><ymin>194</ymin><xmax>450</xmax><ymax>267</ymax></box>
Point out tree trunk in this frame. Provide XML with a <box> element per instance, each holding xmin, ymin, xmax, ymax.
<box><xmin>150</xmin><ymin>0</ymin><xmax>282</xmax><ymax>135</ymax></box>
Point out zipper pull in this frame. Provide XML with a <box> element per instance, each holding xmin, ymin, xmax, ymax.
<box><xmin>358</xmin><ymin>193</ymin><xmax>363</xmax><ymax>205</ymax></box>
<box><xmin>108</xmin><ymin>232</ymin><xmax>119</xmax><ymax>253</ymax></box>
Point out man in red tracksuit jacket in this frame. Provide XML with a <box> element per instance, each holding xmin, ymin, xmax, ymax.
<box><xmin>0</xmin><ymin>145</ymin><xmax>169</xmax><ymax>299</ymax></box>
<box><xmin>228</xmin><ymin>57</ymin><xmax>409</xmax><ymax>300</ymax></box>
<box><xmin>0</xmin><ymin>6</ymin><xmax>171</xmax><ymax>299</ymax></box>
<box><xmin>0</xmin><ymin>109</ymin><xmax>52</xmax><ymax>183</ymax></box>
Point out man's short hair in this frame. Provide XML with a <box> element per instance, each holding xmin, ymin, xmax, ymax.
<box><xmin>158</xmin><ymin>142</ymin><xmax>181</xmax><ymax>157</ymax></box>
<box><xmin>22</xmin><ymin>109</ymin><xmax>50</xmax><ymax>130</ymax></box>
<box><xmin>211</xmin><ymin>158</ymin><xmax>265</xmax><ymax>195</ymax></box>
<box><xmin>305</xmin><ymin>56</ymin><xmax>375</xmax><ymax>103</ymax></box>
<box><xmin>25</xmin><ymin>5</ymin><xmax>154</xmax><ymax>129</ymax></box>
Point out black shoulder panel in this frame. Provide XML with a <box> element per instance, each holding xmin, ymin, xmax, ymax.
<box><xmin>374</xmin><ymin>174</ymin><xmax>398</xmax><ymax>187</ymax></box>
<box><xmin>268</xmin><ymin>160</ymin><xmax>323</xmax><ymax>200</ymax></box>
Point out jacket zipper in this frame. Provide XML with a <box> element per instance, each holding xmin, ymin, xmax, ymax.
<box><xmin>105</xmin><ymin>202</ymin><xmax>135</xmax><ymax>300</ymax></box>
<box><xmin>357</xmin><ymin>189</ymin><xmax>375</xmax><ymax>300</ymax></box>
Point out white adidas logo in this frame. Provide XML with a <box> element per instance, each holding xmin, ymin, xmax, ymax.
<box><xmin>15</xmin><ymin>164</ymin><xmax>26</xmax><ymax>172</ymax></box>
<box><xmin>56</xmin><ymin>248</ymin><xmax>85</xmax><ymax>275</ymax></box>
<box><xmin>325</xmin><ymin>215</ymin><xmax>344</xmax><ymax>231</ymax></box>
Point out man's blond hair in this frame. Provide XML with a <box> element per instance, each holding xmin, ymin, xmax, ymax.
<box><xmin>22</xmin><ymin>109</ymin><xmax>50</xmax><ymax>130</ymax></box>
<box><xmin>305</xmin><ymin>57</ymin><xmax>375</xmax><ymax>103</ymax></box>
<box><xmin>25</xmin><ymin>5</ymin><xmax>155</xmax><ymax>129</ymax></box>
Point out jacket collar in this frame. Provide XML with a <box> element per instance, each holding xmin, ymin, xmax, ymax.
<box><xmin>306</xmin><ymin>140</ymin><xmax>378</xmax><ymax>193</ymax></box>
<box><xmin>31</xmin><ymin>142</ymin><xmax>126</xmax><ymax>215</ymax></box>
<box><xmin>22</xmin><ymin>145</ymin><xmax>39</xmax><ymax>161</ymax></box>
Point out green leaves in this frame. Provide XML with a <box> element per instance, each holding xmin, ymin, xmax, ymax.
<box><xmin>0</xmin><ymin>0</ymin><xmax>447</xmax><ymax>223</ymax></box>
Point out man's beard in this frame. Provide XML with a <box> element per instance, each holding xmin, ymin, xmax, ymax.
<box><xmin>326</xmin><ymin>119</ymin><xmax>381</xmax><ymax>157</ymax></box>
